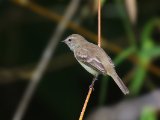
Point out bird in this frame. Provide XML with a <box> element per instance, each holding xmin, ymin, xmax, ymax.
<box><xmin>62</xmin><ymin>34</ymin><xmax>129</xmax><ymax>95</ymax></box>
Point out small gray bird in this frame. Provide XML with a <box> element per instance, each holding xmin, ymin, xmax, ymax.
<box><xmin>62</xmin><ymin>34</ymin><xmax>129</xmax><ymax>95</ymax></box>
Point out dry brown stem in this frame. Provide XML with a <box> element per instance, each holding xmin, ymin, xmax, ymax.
<box><xmin>79</xmin><ymin>0</ymin><xmax>101</xmax><ymax>120</ymax></box>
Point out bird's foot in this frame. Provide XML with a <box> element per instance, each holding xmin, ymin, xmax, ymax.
<box><xmin>89</xmin><ymin>84</ymin><xmax>94</xmax><ymax>91</ymax></box>
<box><xmin>89</xmin><ymin>77</ymin><xmax>98</xmax><ymax>91</ymax></box>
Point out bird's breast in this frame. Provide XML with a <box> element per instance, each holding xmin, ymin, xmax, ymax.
<box><xmin>78</xmin><ymin>61</ymin><xmax>99</xmax><ymax>76</ymax></box>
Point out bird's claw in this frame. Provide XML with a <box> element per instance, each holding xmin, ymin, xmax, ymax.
<box><xmin>89</xmin><ymin>77</ymin><xmax>98</xmax><ymax>91</ymax></box>
<box><xmin>89</xmin><ymin>84</ymin><xmax>94</xmax><ymax>91</ymax></box>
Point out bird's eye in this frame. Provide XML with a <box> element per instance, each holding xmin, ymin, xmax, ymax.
<box><xmin>68</xmin><ymin>39</ymin><xmax>72</xmax><ymax>42</ymax></box>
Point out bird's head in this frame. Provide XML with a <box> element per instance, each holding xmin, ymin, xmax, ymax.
<box><xmin>62</xmin><ymin>34</ymin><xmax>87</xmax><ymax>51</ymax></box>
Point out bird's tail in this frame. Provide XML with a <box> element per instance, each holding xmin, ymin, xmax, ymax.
<box><xmin>110</xmin><ymin>72</ymin><xmax>129</xmax><ymax>95</ymax></box>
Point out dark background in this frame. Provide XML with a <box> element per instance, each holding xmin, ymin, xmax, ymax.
<box><xmin>0</xmin><ymin>0</ymin><xmax>160</xmax><ymax>120</ymax></box>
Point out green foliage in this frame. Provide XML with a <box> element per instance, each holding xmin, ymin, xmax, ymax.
<box><xmin>114</xmin><ymin>47</ymin><xmax>136</xmax><ymax>65</ymax></box>
<box><xmin>140</xmin><ymin>107</ymin><xmax>157</xmax><ymax>120</ymax></box>
<box><xmin>130</xmin><ymin>18</ymin><xmax>160</xmax><ymax>95</ymax></box>
<box><xmin>99</xmin><ymin>0</ymin><xmax>160</xmax><ymax>102</ymax></box>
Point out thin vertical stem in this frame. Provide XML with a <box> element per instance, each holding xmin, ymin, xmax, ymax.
<box><xmin>98</xmin><ymin>0</ymin><xmax>101</xmax><ymax>47</ymax></box>
<box><xmin>79</xmin><ymin>0</ymin><xmax>101</xmax><ymax>120</ymax></box>
<box><xmin>79</xmin><ymin>88</ymin><xmax>93</xmax><ymax>120</ymax></box>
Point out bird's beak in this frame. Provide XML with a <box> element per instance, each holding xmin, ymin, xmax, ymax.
<box><xmin>61</xmin><ymin>40</ymin><xmax>66</xmax><ymax>43</ymax></box>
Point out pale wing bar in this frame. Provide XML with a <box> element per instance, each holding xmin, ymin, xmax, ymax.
<box><xmin>75</xmin><ymin>50</ymin><xmax>106</xmax><ymax>74</ymax></box>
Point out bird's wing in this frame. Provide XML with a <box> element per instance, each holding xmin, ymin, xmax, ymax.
<box><xmin>75</xmin><ymin>49</ymin><xmax>106</xmax><ymax>74</ymax></box>
<box><xmin>105</xmin><ymin>54</ymin><xmax>115</xmax><ymax>67</ymax></box>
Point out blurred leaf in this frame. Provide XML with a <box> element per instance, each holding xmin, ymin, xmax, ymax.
<box><xmin>129</xmin><ymin>47</ymin><xmax>150</xmax><ymax>95</ymax></box>
<box><xmin>129</xmin><ymin>18</ymin><xmax>160</xmax><ymax>95</ymax></box>
<box><xmin>100</xmin><ymin>0</ymin><xmax>106</xmax><ymax>6</ymax></box>
<box><xmin>90</xmin><ymin>0</ymin><xmax>106</xmax><ymax>14</ymax></box>
<box><xmin>150</xmin><ymin>47</ymin><xmax>160</xmax><ymax>58</ymax></box>
<box><xmin>142</xmin><ymin>38</ymin><xmax>154</xmax><ymax>51</ymax></box>
<box><xmin>129</xmin><ymin>64</ymin><xmax>147</xmax><ymax>95</ymax></box>
<box><xmin>125</xmin><ymin>0</ymin><xmax>137</xmax><ymax>25</ymax></box>
<box><xmin>114</xmin><ymin>46</ymin><xmax>136</xmax><ymax>65</ymax></box>
<box><xmin>141</xmin><ymin>18</ymin><xmax>160</xmax><ymax>59</ymax></box>
<box><xmin>141</xmin><ymin>18</ymin><xmax>160</xmax><ymax>45</ymax></box>
<box><xmin>142</xmin><ymin>45</ymin><xmax>160</xmax><ymax>59</ymax></box>
<box><xmin>140</xmin><ymin>107</ymin><xmax>157</xmax><ymax>120</ymax></box>
<box><xmin>115</xmin><ymin>0</ymin><xmax>136</xmax><ymax>46</ymax></box>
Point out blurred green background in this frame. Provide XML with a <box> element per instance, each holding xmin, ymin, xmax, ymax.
<box><xmin>0</xmin><ymin>0</ymin><xmax>160</xmax><ymax>120</ymax></box>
